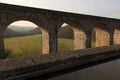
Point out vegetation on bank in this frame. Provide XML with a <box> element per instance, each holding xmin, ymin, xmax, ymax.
<box><xmin>3</xmin><ymin>34</ymin><xmax>73</xmax><ymax>58</ymax></box>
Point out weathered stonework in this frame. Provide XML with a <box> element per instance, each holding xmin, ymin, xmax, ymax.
<box><xmin>0</xmin><ymin>45</ymin><xmax>120</xmax><ymax>80</ymax></box>
<box><xmin>42</xmin><ymin>31</ymin><xmax>50</xmax><ymax>54</ymax></box>
<box><xmin>0</xmin><ymin>3</ymin><xmax>120</xmax><ymax>55</ymax></box>
<box><xmin>0</xmin><ymin>29</ymin><xmax>4</xmax><ymax>57</ymax></box>
<box><xmin>95</xmin><ymin>29</ymin><xmax>110</xmax><ymax>47</ymax></box>
<box><xmin>114</xmin><ymin>26</ymin><xmax>120</xmax><ymax>45</ymax></box>
<box><xmin>73</xmin><ymin>30</ymin><xmax>86</xmax><ymax>50</ymax></box>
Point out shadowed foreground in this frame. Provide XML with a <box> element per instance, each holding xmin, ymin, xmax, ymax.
<box><xmin>0</xmin><ymin>45</ymin><xmax>120</xmax><ymax>80</ymax></box>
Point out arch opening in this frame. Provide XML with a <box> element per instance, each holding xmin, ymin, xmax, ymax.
<box><xmin>4</xmin><ymin>20</ymin><xmax>44</xmax><ymax>57</ymax></box>
<box><xmin>58</xmin><ymin>23</ymin><xmax>86</xmax><ymax>52</ymax></box>
<box><xmin>92</xmin><ymin>23</ymin><xmax>110</xmax><ymax>47</ymax></box>
<box><xmin>58</xmin><ymin>23</ymin><xmax>74</xmax><ymax>52</ymax></box>
<box><xmin>114</xmin><ymin>25</ymin><xmax>120</xmax><ymax>45</ymax></box>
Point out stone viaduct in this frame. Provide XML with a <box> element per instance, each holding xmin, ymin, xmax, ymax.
<box><xmin>0</xmin><ymin>3</ymin><xmax>120</xmax><ymax>55</ymax></box>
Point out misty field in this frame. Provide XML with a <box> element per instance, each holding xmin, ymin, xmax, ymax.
<box><xmin>4</xmin><ymin>34</ymin><xmax>73</xmax><ymax>58</ymax></box>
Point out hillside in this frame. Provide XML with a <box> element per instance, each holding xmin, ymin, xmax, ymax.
<box><xmin>4</xmin><ymin>25</ymin><xmax>73</xmax><ymax>39</ymax></box>
<box><xmin>4</xmin><ymin>28</ymin><xmax>21</xmax><ymax>38</ymax></box>
<box><xmin>58</xmin><ymin>25</ymin><xmax>73</xmax><ymax>39</ymax></box>
<box><xmin>4</xmin><ymin>26</ymin><xmax>41</xmax><ymax>38</ymax></box>
<box><xmin>8</xmin><ymin>25</ymin><xmax>37</xmax><ymax>32</ymax></box>
<box><xmin>26</xmin><ymin>27</ymin><xmax>41</xmax><ymax>34</ymax></box>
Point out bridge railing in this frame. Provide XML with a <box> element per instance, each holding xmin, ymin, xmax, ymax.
<box><xmin>0</xmin><ymin>45</ymin><xmax>120</xmax><ymax>80</ymax></box>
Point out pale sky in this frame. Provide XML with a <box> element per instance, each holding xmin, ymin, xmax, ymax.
<box><xmin>0</xmin><ymin>0</ymin><xmax>120</xmax><ymax>27</ymax></box>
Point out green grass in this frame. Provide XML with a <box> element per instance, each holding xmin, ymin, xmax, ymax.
<box><xmin>4</xmin><ymin>34</ymin><xmax>73</xmax><ymax>58</ymax></box>
<box><xmin>4</xmin><ymin>35</ymin><xmax>42</xmax><ymax>57</ymax></box>
<box><xmin>58</xmin><ymin>38</ymin><xmax>73</xmax><ymax>52</ymax></box>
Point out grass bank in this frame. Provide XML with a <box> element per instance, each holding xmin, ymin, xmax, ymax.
<box><xmin>4</xmin><ymin>34</ymin><xmax>73</xmax><ymax>58</ymax></box>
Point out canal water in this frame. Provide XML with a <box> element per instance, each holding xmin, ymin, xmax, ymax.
<box><xmin>49</xmin><ymin>59</ymin><xmax>120</xmax><ymax>80</ymax></box>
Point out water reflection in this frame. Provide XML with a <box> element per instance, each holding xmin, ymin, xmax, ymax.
<box><xmin>49</xmin><ymin>59</ymin><xmax>120</xmax><ymax>80</ymax></box>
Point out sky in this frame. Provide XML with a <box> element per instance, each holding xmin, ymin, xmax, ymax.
<box><xmin>0</xmin><ymin>0</ymin><xmax>120</xmax><ymax>27</ymax></box>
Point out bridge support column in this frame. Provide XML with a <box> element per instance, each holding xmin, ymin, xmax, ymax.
<box><xmin>110</xmin><ymin>32</ymin><xmax>114</xmax><ymax>45</ymax></box>
<box><xmin>86</xmin><ymin>33</ymin><xmax>92</xmax><ymax>48</ymax></box>
<box><xmin>0</xmin><ymin>31</ymin><xmax>5</xmax><ymax>58</ymax></box>
<box><xmin>73</xmin><ymin>31</ymin><xmax>86</xmax><ymax>50</ymax></box>
<box><xmin>49</xmin><ymin>33</ymin><xmax>58</xmax><ymax>53</ymax></box>
<box><xmin>42</xmin><ymin>31</ymin><xmax>49</xmax><ymax>54</ymax></box>
<box><xmin>42</xmin><ymin>32</ymin><xmax>58</xmax><ymax>54</ymax></box>
<box><xmin>113</xmin><ymin>27</ymin><xmax>120</xmax><ymax>45</ymax></box>
<box><xmin>95</xmin><ymin>28</ymin><xmax>110</xmax><ymax>47</ymax></box>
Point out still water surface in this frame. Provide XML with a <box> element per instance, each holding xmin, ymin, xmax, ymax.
<box><xmin>49</xmin><ymin>59</ymin><xmax>120</xmax><ymax>80</ymax></box>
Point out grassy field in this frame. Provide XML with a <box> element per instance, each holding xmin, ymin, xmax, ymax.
<box><xmin>4</xmin><ymin>34</ymin><xmax>73</xmax><ymax>58</ymax></box>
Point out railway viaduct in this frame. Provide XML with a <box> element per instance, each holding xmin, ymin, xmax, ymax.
<box><xmin>1</xmin><ymin>3</ymin><xmax>120</xmax><ymax>80</ymax></box>
<box><xmin>0</xmin><ymin>3</ymin><xmax>120</xmax><ymax>55</ymax></box>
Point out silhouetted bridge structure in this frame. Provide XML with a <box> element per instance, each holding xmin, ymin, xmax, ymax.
<box><xmin>0</xmin><ymin>3</ymin><xmax>120</xmax><ymax>80</ymax></box>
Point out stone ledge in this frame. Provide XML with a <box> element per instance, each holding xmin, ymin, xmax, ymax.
<box><xmin>0</xmin><ymin>45</ymin><xmax>120</xmax><ymax>80</ymax></box>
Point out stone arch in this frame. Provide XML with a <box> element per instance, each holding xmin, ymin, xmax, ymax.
<box><xmin>4</xmin><ymin>19</ymin><xmax>49</xmax><ymax>54</ymax></box>
<box><xmin>4</xmin><ymin>20</ymin><xmax>42</xmax><ymax>56</ymax></box>
<box><xmin>4</xmin><ymin>18</ymin><xmax>46</xmax><ymax>31</ymax></box>
<box><xmin>92</xmin><ymin>22</ymin><xmax>110</xmax><ymax>47</ymax></box>
<box><xmin>114</xmin><ymin>24</ymin><xmax>120</xmax><ymax>45</ymax></box>
<box><xmin>58</xmin><ymin>22</ymin><xmax>86</xmax><ymax>51</ymax></box>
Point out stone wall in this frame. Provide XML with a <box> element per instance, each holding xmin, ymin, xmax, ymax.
<box><xmin>0</xmin><ymin>45</ymin><xmax>120</xmax><ymax>80</ymax></box>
